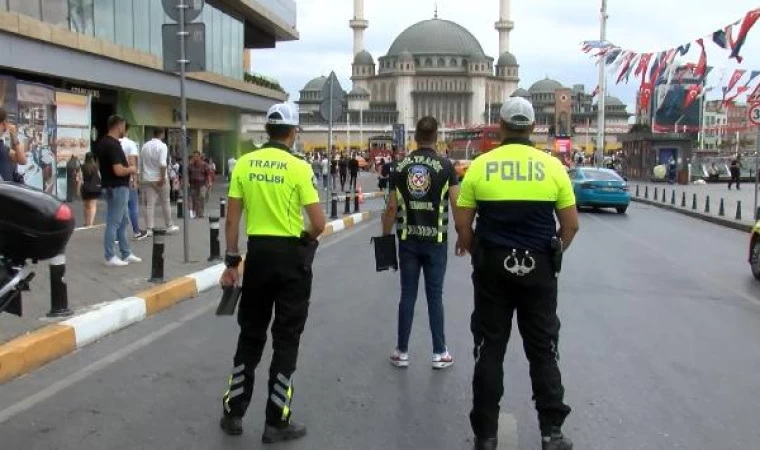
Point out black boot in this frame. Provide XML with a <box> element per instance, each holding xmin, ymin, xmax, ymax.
<box><xmin>542</xmin><ymin>426</ymin><xmax>573</xmax><ymax>450</ymax></box>
<box><xmin>219</xmin><ymin>414</ymin><xmax>243</xmax><ymax>436</ymax></box>
<box><xmin>262</xmin><ymin>420</ymin><xmax>307</xmax><ymax>444</ymax></box>
<box><xmin>474</xmin><ymin>436</ymin><xmax>498</xmax><ymax>450</ymax></box>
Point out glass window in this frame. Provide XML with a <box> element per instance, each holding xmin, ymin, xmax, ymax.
<box><xmin>114</xmin><ymin>0</ymin><xmax>133</xmax><ymax>48</ymax></box>
<box><xmin>149</xmin><ymin>0</ymin><xmax>164</xmax><ymax>57</ymax></box>
<box><xmin>212</xmin><ymin>7</ymin><xmax>222</xmax><ymax>74</ymax></box>
<box><xmin>9</xmin><ymin>0</ymin><xmax>40</xmax><ymax>19</ymax></box>
<box><xmin>222</xmin><ymin>12</ymin><xmax>231</xmax><ymax>77</ymax></box>
<box><xmin>132</xmin><ymin>0</ymin><xmax>150</xmax><ymax>52</ymax></box>
<box><xmin>202</xmin><ymin>5</ymin><xmax>213</xmax><ymax>72</ymax></box>
<box><xmin>69</xmin><ymin>0</ymin><xmax>94</xmax><ymax>35</ymax></box>
<box><xmin>93</xmin><ymin>0</ymin><xmax>115</xmax><ymax>42</ymax></box>
<box><xmin>42</xmin><ymin>0</ymin><xmax>69</xmax><ymax>27</ymax></box>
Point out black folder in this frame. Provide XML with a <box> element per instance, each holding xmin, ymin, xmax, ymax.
<box><xmin>216</xmin><ymin>285</ymin><xmax>242</xmax><ymax>316</ymax></box>
<box><xmin>371</xmin><ymin>235</ymin><xmax>398</xmax><ymax>272</ymax></box>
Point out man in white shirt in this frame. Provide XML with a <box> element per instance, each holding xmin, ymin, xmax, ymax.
<box><xmin>120</xmin><ymin>124</ymin><xmax>147</xmax><ymax>240</ymax></box>
<box><xmin>140</xmin><ymin>129</ymin><xmax>179</xmax><ymax>235</ymax></box>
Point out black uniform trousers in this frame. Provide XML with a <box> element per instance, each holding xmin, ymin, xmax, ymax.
<box><xmin>223</xmin><ymin>236</ymin><xmax>315</xmax><ymax>427</ymax></box>
<box><xmin>469</xmin><ymin>246</ymin><xmax>571</xmax><ymax>438</ymax></box>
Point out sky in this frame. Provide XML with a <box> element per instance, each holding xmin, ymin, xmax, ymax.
<box><xmin>250</xmin><ymin>0</ymin><xmax>760</xmax><ymax>109</ymax></box>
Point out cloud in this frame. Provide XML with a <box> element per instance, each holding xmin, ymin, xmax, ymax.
<box><xmin>251</xmin><ymin>0</ymin><xmax>760</xmax><ymax>108</ymax></box>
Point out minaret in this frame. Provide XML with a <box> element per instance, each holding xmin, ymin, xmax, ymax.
<box><xmin>495</xmin><ymin>0</ymin><xmax>514</xmax><ymax>54</ymax></box>
<box><xmin>349</xmin><ymin>0</ymin><xmax>368</xmax><ymax>56</ymax></box>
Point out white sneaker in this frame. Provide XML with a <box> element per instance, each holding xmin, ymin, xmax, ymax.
<box><xmin>146</xmin><ymin>229</ymin><xmax>153</xmax><ymax>237</ymax></box>
<box><xmin>124</xmin><ymin>254</ymin><xmax>142</xmax><ymax>263</ymax></box>
<box><xmin>104</xmin><ymin>256</ymin><xmax>128</xmax><ymax>267</ymax></box>
<box><xmin>166</xmin><ymin>225</ymin><xmax>180</xmax><ymax>234</ymax></box>
<box><xmin>432</xmin><ymin>352</ymin><xmax>454</xmax><ymax>370</ymax></box>
<box><xmin>389</xmin><ymin>350</ymin><xmax>410</xmax><ymax>368</ymax></box>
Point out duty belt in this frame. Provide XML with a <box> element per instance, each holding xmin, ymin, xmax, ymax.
<box><xmin>502</xmin><ymin>249</ymin><xmax>537</xmax><ymax>277</ymax></box>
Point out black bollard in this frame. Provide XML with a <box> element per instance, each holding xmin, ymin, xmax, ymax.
<box><xmin>705</xmin><ymin>195</ymin><xmax>711</xmax><ymax>214</ymax></box>
<box><xmin>330</xmin><ymin>193</ymin><xmax>338</xmax><ymax>219</ymax></box>
<box><xmin>47</xmin><ymin>254</ymin><xmax>72</xmax><ymax>317</ymax></box>
<box><xmin>692</xmin><ymin>193</ymin><xmax>697</xmax><ymax>210</ymax></box>
<box><xmin>654</xmin><ymin>187</ymin><xmax>659</xmax><ymax>200</ymax></box>
<box><xmin>220</xmin><ymin>198</ymin><xmax>227</xmax><ymax>218</ymax></box>
<box><xmin>177</xmin><ymin>197</ymin><xmax>184</xmax><ymax>219</ymax></box>
<box><xmin>344</xmin><ymin>193</ymin><xmax>351</xmax><ymax>215</ymax></box>
<box><xmin>661</xmin><ymin>188</ymin><xmax>666</xmax><ymax>203</ymax></box>
<box><xmin>719</xmin><ymin>198</ymin><xmax>725</xmax><ymax>217</ymax></box>
<box><xmin>354</xmin><ymin>190</ymin><xmax>360</xmax><ymax>213</ymax></box>
<box><xmin>645</xmin><ymin>186</ymin><xmax>649</xmax><ymax>199</ymax></box>
<box><xmin>671</xmin><ymin>190</ymin><xmax>676</xmax><ymax>205</ymax></box>
<box><xmin>208</xmin><ymin>216</ymin><xmax>221</xmax><ymax>262</ymax></box>
<box><xmin>737</xmin><ymin>201</ymin><xmax>743</xmax><ymax>220</ymax></box>
<box><xmin>149</xmin><ymin>229</ymin><xmax>166</xmax><ymax>283</ymax></box>
<box><xmin>681</xmin><ymin>192</ymin><xmax>686</xmax><ymax>208</ymax></box>
<box><xmin>636</xmin><ymin>185</ymin><xmax>640</xmax><ymax>197</ymax></box>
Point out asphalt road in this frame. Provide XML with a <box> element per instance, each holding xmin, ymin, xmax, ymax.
<box><xmin>2</xmin><ymin>202</ymin><xmax>760</xmax><ymax>450</ymax></box>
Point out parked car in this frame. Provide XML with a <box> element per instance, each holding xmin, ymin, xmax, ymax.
<box><xmin>569</xmin><ymin>167</ymin><xmax>630</xmax><ymax>214</ymax></box>
<box><xmin>749</xmin><ymin>222</ymin><xmax>760</xmax><ymax>280</ymax></box>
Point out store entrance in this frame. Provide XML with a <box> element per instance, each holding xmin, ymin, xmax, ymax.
<box><xmin>91</xmin><ymin>100</ymin><xmax>115</xmax><ymax>147</ymax></box>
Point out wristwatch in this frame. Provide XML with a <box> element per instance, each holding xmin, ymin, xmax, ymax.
<box><xmin>225</xmin><ymin>253</ymin><xmax>242</xmax><ymax>268</ymax></box>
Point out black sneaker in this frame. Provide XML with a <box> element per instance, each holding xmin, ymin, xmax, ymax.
<box><xmin>542</xmin><ymin>427</ymin><xmax>573</xmax><ymax>450</ymax></box>
<box><xmin>219</xmin><ymin>414</ymin><xmax>243</xmax><ymax>436</ymax></box>
<box><xmin>474</xmin><ymin>436</ymin><xmax>498</xmax><ymax>450</ymax></box>
<box><xmin>134</xmin><ymin>230</ymin><xmax>149</xmax><ymax>241</ymax></box>
<box><xmin>262</xmin><ymin>421</ymin><xmax>307</xmax><ymax>444</ymax></box>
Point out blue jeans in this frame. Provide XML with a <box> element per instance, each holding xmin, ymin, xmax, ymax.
<box><xmin>104</xmin><ymin>186</ymin><xmax>132</xmax><ymax>261</ymax></box>
<box><xmin>397</xmin><ymin>240</ymin><xmax>448</xmax><ymax>354</ymax></box>
<box><xmin>128</xmin><ymin>188</ymin><xmax>140</xmax><ymax>234</ymax></box>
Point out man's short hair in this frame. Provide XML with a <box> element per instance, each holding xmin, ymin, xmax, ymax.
<box><xmin>415</xmin><ymin>116</ymin><xmax>438</xmax><ymax>143</ymax></box>
<box><xmin>265</xmin><ymin>123</ymin><xmax>293</xmax><ymax>140</ymax></box>
<box><xmin>153</xmin><ymin>128</ymin><xmax>164</xmax><ymax>138</ymax></box>
<box><xmin>107</xmin><ymin>115</ymin><xmax>125</xmax><ymax>130</ymax></box>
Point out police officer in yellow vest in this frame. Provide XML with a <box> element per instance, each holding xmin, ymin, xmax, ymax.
<box><xmin>455</xmin><ymin>97</ymin><xmax>580</xmax><ymax>450</ymax></box>
<box><xmin>219</xmin><ymin>103</ymin><xmax>325</xmax><ymax>443</ymax></box>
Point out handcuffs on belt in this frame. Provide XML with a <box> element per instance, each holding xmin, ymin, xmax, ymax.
<box><xmin>503</xmin><ymin>250</ymin><xmax>536</xmax><ymax>276</ymax></box>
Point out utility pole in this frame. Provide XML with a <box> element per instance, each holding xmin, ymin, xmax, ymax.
<box><xmin>596</xmin><ymin>0</ymin><xmax>608</xmax><ymax>168</ymax></box>
<box><xmin>178</xmin><ymin>0</ymin><xmax>190</xmax><ymax>263</ymax></box>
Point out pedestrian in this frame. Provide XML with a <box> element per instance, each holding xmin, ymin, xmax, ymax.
<box><xmin>188</xmin><ymin>151</ymin><xmax>210</xmax><ymax>219</ymax></box>
<box><xmin>80</xmin><ymin>152</ymin><xmax>101</xmax><ymax>227</ymax></box>
<box><xmin>227</xmin><ymin>155</ymin><xmax>237</xmax><ymax>183</ymax></box>
<box><xmin>381</xmin><ymin>116</ymin><xmax>459</xmax><ymax>370</ymax></box>
<box><xmin>729</xmin><ymin>156</ymin><xmax>742</xmax><ymax>190</ymax></box>
<box><xmin>218</xmin><ymin>103</ymin><xmax>325</xmax><ymax>442</ymax></box>
<box><xmin>339</xmin><ymin>154</ymin><xmax>348</xmax><ymax>191</ymax></box>
<box><xmin>96</xmin><ymin>115</ymin><xmax>142</xmax><ymax>267</ymax></box>
<box><xmin>140</xmin><ymin>129</ymin><xmax>179</xmax><ymax>235</ymax></box>
<box><xmin>0</xmin><ymin>107</ymin><xmax>24</xmax><ymax>183</ymax></box>
<box><xmin>311</xmin><ymin>153</ymin><xmax>323</xmax><ymax>188</ymax></box>
<box><xmin>348</xmin><ymin>153</ymin><xmax>360</xmax><ymax>191</ymax></box>
<box><xmin>320</xmin><ymin>155</ymin><xmax>329</xmax><ymax>189</ymax></box>
<box><xmin>120</xmin><ymin>124</ymin><xmax>147</xmax><ymax>240</ymax></box>
<box><xmin>454</xmin><ymin>97</ymin><xmax>579</xmax><ymax>450</ymax></box>
<box><xmin>330</xmin><ymin>151</ymin><xmax>338</xmax><ymax>190</ymax></box>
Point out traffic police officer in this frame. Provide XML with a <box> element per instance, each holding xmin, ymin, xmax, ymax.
<box><xmin>454</xmin><ymin>97</ymin><xmax>580</xmax><ymax>450</ymax></box>
<box><xmin>219</xmin><ymin>103</ymin><xmax>326</xmax><ymax>443</ymax></box>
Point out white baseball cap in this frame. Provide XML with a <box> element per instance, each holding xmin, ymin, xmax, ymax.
<box><xmin>266</xmin><ymin>103</ymin><xmax>300</xmax><ymax>127</ymax></box>
<box><xmin>500</xmin><ymin>97</ymin><xmax>535</xmax><ymax>130</ymax></box>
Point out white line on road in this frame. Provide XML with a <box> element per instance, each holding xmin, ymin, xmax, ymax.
<box><xmin>585</xmin><ymin>213</ymin><xmax>760</xmax><ymax>308</ymax></box>
<box><xmin>0</xmin><ymin>216</ymin><xmax>379</xmax><ymax>424</ymax></box>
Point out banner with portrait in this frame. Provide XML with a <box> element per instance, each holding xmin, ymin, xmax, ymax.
<box><xmin>55</xmin><ymin>91</ymin><xmax>91</xmax><ymax>201</ymax></box>
<box><xmin>16</xmin><ymin>82</ymin><xmax>57</xmax><ymax>195</ymax></box>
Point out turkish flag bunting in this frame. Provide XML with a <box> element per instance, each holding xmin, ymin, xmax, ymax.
<box><xmin>684</xmin><ymin>84</ymin><xmax>702</xmax><ymax>109</ymax></box>
<box><xmin>615</xmin><ymin>52</ymin><xmax>637</xmax><ymax>84</ymax></box>
<box><xmin>639</xmin><ymin>82</ymin><xmax>653</xmax><ymax>111</ymax></box>
<box><xmin>731</xmin><ymin>8</ymin><xmax>760</xmax><ymax>62</ymax></box>
<box><xmin>695</xmin><ymin>39</ymin><xmax>708</xmax><ymax>79</ymax></box>
<box><xmin>727</xmin><ymin>69</ymin><xmax>747</xmax><ymax>94</ymax></box>
<box><xmin>724</xmin><ymin>85</ymin><xmax>750</xmax><ymax>106</ymax></box>
<box><xmin>634</xmin><ymin>54</ymin><xmax>653</xmax><ymax>81</ymax></box>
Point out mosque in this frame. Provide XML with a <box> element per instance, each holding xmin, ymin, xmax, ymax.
<box><xmin>292</xmin><ymin>0</ymin><xmax>631</xmax><ymax>153</ymax></box>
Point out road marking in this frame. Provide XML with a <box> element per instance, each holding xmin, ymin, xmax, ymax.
<box><xmin>585</xmin><ymin>213</ymin><xmax>760</xmax><ymax>307</ymax></box>
<box><xmin>498</xmin><ymin>413</ymin><xmax>519</xmax><ymax>450</ymax></box>
<box><xmin>0</xmin><ymin>217</ymin><xmax>378</xmax><ymax>424</ymax></box>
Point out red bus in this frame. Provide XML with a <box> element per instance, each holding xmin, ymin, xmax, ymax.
<box><xmin>447</xmin><ymin>125</ymin><xmax>501</xmax><ymax>161</ymax></box>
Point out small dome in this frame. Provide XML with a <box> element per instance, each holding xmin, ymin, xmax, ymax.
<box><xmin>529</xmin><ymin>78</ymin><xmax>564</xmax><ymax>94</ymax></box>
<box><xmin>302</xmin><ymin>76</ymin><xmax>327</xmax><ymax>91</ymax></box>
<box><xmin>511</xmin><ymin>88</ymin><xmax>530</xmax><ymax>98</ymax></box>
<box><xmin>349</xmin><ymin>86</ymin><xmax>369</xmax><ymax>97</ymax></box>
<box><xmin>353</xmin><ymin>50</ymin><xmax>374</xmax><ymax>66</ymax></box>
<box><xmin>497</xmin><ymin>52</ymin><xmax>518</xmax><ymax>67</ymax></box>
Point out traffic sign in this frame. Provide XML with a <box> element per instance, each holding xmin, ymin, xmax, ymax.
<box><xmin>319</xmin><ymin>72</ymin><xmax>345</xmax><ymax>122</ymax></box>
<box><xmin>749</xmin><ymin>103</ymin><xmax>760</xmax><ymax>126</ymax></box>
<box><xmin>162</xmin><ymin>23</ymin><xmax>206</xmax><ymax>73</ymax></box>
<box><xmin>748</xmin><ymin>83</ymin><xmax>760</xmax><ymax>103</ymax></box>
<box><xmin>162</xmin><ymin>0</ymin><xmax>204</xmax><ymax>23</ymax></box>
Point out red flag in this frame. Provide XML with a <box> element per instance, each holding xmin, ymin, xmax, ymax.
<box><xmin>695</xmin><ymin>39</ymin><xmax>708</xmax><ymax>78</ymax></box>
<box><xmin>639</xmin><ymin>82</ymin><xmax>653</xmax><ymax>111</ymax></box>
<box><xmin>684</xmin><ymin>84</ymin><xmax>702</xmax><ymax>109</ymax></box>
<box><xmin>616</xmin><ymin>52</ymin><xmax>637</xmax><ymax>84</ymax></box>
<box><xmin>634</xmin><ymin>54</ymin><xmax>653</xmax><ymax>80</ymax></box>
<box><xmin>727</xmin><ymin>69</ymin><xmax>747</xmax><ymax>94</ymax></box>
<box><xmin>724</xmin><ymin>85</ymin><xmax>750</xmax><ymax>106</ymax></box>
<box><xmin>731</xmin><ymin>8</ymin><xmax>760</xmax><ymax>62</ymax></box>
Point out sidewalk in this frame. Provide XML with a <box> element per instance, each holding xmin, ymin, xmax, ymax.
<box><xmin>630</xmin><ymin>181</ymin><xmax>757</xmax><ymax>231</ymax></box>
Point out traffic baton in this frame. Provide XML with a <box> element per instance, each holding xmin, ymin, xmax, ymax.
<box><xmin>47</xmin><ymin>254</ymin><xmax>72</xmax><ymax>317</ymax></box>
<box><xmin>149</xmin><ymin>229</ymin><xmax>166</xmax><ymax>283</ymax></box>
<box><xmin>208</xmin><ymin>216</ymin><xmax>222</xmax><ymax>262</ymax></box>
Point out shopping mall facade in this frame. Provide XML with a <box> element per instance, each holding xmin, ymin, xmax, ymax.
<box><xmin>0</xmin><ymin>0</ymin><xmax>295</xmax><ymax>198</ymax></box>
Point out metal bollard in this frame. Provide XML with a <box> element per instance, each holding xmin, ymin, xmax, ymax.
<box><xmin>177</xmin><ymin>197</ymin><xmax>184</xmax><ymax>219</ymax></box>
<box><xmin>654</xmin><ymin>187</ymin><xmax>659</xmax><ymax>200</ymax></box>
<box><xmin>661</xmin><ymin>188</ymin><xmax>666</xmax><ymax>203</ymax></box>
<box><xmin>220</xmin><ymin>198</ymin><xmax>227</xmax><ymax>218</ymax></box>
<box><xmin>692</xmin><ymin>193</ymin><xmax>697</xmax><ymax>210</ymax></box>
<box><xmin>330</xmin><ymin>193</ymin><xmax>339</xmax><ymax>219</ymax></box>
<box><xmin>149</xmin><ymin>229</ymin><xmax>166</xmax><ymax>283</ymax></box>
<box><xmin>671</xmin><ymin>190</ymin><xmax>676</xmax><ymax>206</ymax></box>
<box><xmin>354</xmin><ymin>190</ymin><xmax>360</xmax><ymax>213</ymax></box>
<box><xmin>719</xmin><ymin>198</ymin><xmax>725</xmax><ymax>217</ymax></box>
<box><xmin>47</xmin><ymin>254</ymin><xmax>72</xmax><ymax>317</ymax></box>
<box><xmin>736</xmin><ymin>201</ymin><xmax>743</xmax><ymax>220</ymax></box>
<box><xmin>681</xmin><ymin>192</ymin><xmax>686</xmax><ymax>208</ymax></box>
<box><xmin>635</xmin><ymin>185</ymin><xmax>640</xmax><ymax>197</ymax></box>
<box><xmin>645</xmin><ymin>186</ymin><xmax>649</xmax><ymax>199</ymax></box>
<box><xmin>208</xmin><ymin>216</ymin><xmax>221</xmax><ymax>262</ymax></box>
<box><xmin>344</xmin><ymin>193</ymin><xmax>351</xmax><ymax>215</ymax></box>
<box><xmin>705</xmin><ymin>195</ymin><xmax>711</xmax><ymax>214</ymax></box>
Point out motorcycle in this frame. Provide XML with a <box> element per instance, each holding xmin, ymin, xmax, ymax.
<box><xmin>0</xmin><ymin>182</ymin><xmax>75</xmax><ymax>315</ymax></box>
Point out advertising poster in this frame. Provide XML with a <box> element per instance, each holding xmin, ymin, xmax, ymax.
<box><xmin>554</xmin><ymin>137</ymin><xmax>572</xmax><ymax>154</ymax></box>
<box><xmin>16</xmin><ymin>83</ymin><xmax>56</xmax><ymax>194</ymax></box>
<box><xmin>55</xmin><ymin>91</ymin><xmax>91</xmax><ymax>200</ymax></box>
